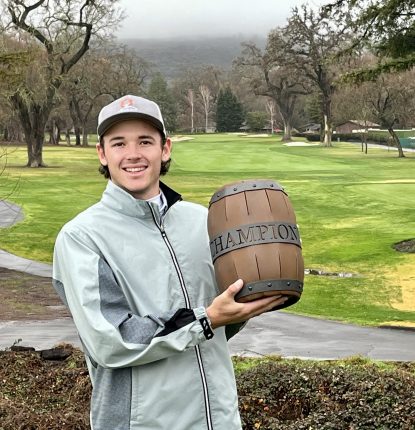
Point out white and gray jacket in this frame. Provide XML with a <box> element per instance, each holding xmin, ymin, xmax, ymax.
<box><xmin>53</xmin><ymin>180</ymin><xmax>243</xmax><ymax>430</ymax></box>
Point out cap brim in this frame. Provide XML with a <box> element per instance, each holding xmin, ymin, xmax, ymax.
<box><xmin>98</xmin><ymin>112</ymin><xmax>166</xmax><ymax>139</ymax></box>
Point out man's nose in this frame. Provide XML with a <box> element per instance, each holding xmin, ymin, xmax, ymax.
<box><xmin>126</xmin><ymin>144</ymin><xmax>142</xmax><ymax>159</ymax></box>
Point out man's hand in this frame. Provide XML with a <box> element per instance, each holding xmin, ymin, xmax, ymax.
<box><xmin>206</xmin><ymin>279</ymin><xmax>287</xmax><ymax>330</ymax></box>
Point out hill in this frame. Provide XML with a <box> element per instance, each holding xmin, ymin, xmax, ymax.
<box><xmin>120</xmin><ymin>35</ymin><xmax>266</xmax><ymax>79</ymax></box>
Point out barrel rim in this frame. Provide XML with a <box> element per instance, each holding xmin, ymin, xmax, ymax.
<box><xmin>209</xmin><ymin>179</ymin><xmax>286</xmax><ymax>206</ymax></box>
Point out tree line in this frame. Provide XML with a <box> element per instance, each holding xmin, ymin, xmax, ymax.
<box><xmin>0</xmin><ymin>0</ymin><xmax>414</xmax><ymax>167</ymax></box>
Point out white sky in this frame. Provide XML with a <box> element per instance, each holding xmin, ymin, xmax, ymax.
<box><xmin>117</xmin><ymin>0</ymin><xmax>325</xmax><ymax>39</ymax></box>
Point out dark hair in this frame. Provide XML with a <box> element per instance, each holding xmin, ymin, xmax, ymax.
<box><xmin>98</xmin><ymin>133</ymin><xmax>171</xmax><ymax>179</ymax></box>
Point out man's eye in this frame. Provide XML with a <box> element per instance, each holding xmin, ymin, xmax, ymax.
<box><xmin>140</xmin><ymin>140</ymin><xmax>151</xmax><ymax>145</ymax></box>
<box><xmin>112</xmin><ymin>142</ymin><xmax>124</xmax><ymax>147</ymax></box>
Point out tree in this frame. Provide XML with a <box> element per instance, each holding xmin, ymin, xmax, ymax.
<box><xmin>171</xmin><ymin>66</ymin><xmax>223</xmax><ymax>132</ymax></box>
<box><xmin>62</xmin><ymin>44</ymin><xmax>150</xmax><ymax>146</ymax></box>
<box><xmin>185</xmin><ymin>89</ymin><xmax>195</xmax><ymax>133</ymax></box>
<box><xmin>266</xmin><ymin>99</ymin><xmax>276</xmax><ymax>134</ymax></box>
<box><xmin>147</xmin><ymin>73</ymin><xmax>177</xmax><ymax>132</ymax></box>
<box><xmin>326</xmin><ymin>0</ymin><xmax>415</xmax><ymax>81</ymax></box>
<box><xmin>199</xmin><ymin>84</ymin><xmax>213</xmax><ymax>133</ymax></box>
<box><xmin>277</xmin><ymin>5</ymin><xmax>352</xmax><ymax>146</ymax></box>
<box><xmin>215</xmin><ymin>87</ymin><xmax>244</xmax><ymax>132</ymax></box>
<box><xmin>2</xmin><ymin>0</ymin><xmax>122</xmax><ymax>167</ymax></box>
<box><xmin>245</xmin><ymin>111</ymin><xmax>268</xmax><ymax>132</ymax></box>
<box><xmin>235</xmin><ymin>38</ymin><xmax>307</xmax><ymax>142</ymax></box>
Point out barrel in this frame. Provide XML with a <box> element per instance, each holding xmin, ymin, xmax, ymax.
<box><xmin>207</xmin><ymin>179</ymin><xmax>304</xmax><ymax>310</ymax></box>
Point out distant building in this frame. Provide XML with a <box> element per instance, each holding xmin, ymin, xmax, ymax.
<box><xmin>301</xmin><ymin>123</ymin><xmax>321</xmax><ymax>134</ymax></box>
<box><xmin>335</xmin><ymin>120</ymin><xmax>380</xmax><ymax>134</ymax></box>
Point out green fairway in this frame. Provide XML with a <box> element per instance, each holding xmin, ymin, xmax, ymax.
<box><xmin>0</xmin><ymin>136</ymin><xmax>414</xmax><ymax>326</ymax></box>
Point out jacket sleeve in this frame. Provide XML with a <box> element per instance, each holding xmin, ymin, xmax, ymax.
<box><xmin>52</xmin><ymin>227</ymin><xmax>213</xmax><ymax>369</ymax></box>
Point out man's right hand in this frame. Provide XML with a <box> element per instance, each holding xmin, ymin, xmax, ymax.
<box><xmin>206</xmin><ymin>279</ymin><xmax>287</xmax><ymax>330</ymax></box>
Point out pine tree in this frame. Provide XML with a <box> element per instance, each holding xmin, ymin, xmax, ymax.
<box><xmin>215</xmin><ymin>87</ymin><xmax>244</xmax><ymax>132</ymax></box>
<box><xmin>148</xmin><ymin>73</ymin><xmax>177</xmax><ymax>132</ymax></box>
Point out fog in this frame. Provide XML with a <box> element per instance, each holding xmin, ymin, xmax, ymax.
<box><xmin>117</xmin><ymin>0</ymin><xmax>324</xmax><ymax>40</ymax></box>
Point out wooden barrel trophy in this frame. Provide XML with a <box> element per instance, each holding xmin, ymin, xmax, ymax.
<box><xmin>207</xmin><ymin>179</ymin><xmax>304</xmax><ymax>310</ymax></box>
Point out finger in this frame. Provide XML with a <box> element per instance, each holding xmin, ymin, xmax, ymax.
<box><xmin>248</xmin><ymin>296</ymin><xmax>288</xmax><ymax>316</ymax></box>
<box><xmin>226</xmin><ymin>279</ymin><xmax>244</xmax><ymax>297</ymax></box>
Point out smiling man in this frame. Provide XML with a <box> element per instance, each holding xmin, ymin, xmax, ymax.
<box><xmin>53</xmin><ymin>95</ymin><xmax>286</xmax><ymax>430</ymax></box>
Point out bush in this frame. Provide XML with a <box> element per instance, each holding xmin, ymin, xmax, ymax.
<box><xmin>236</xmin><ymin>358</ymin><xmax>415</xmax><ymax>429</ymax></box>
<box><xmin>1</xmin><ymin>350</ymin><xmax>414</xmax><ymax>429</ymax></box>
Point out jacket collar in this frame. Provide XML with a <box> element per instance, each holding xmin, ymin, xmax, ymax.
<box><xmin>100</xmin><ymin>180</ymin><xmax>182</xmax><ymax>218</ymax></box>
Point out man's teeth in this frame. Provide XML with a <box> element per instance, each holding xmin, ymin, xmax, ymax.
<box><xmin>125</xmin><ymin>167</ymin><xmax>146</xmax><ymax>172</ymax></box>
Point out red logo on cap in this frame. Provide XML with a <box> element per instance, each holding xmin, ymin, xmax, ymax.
<box><xmin>120</xmin><ymin>97</ymin><xmax>134</xmax><ymax>108</ymax></box>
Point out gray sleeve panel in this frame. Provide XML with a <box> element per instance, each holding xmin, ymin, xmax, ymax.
<box><xmin>52</xmin><ymin>278</ymin><xmax>68</xmax><ymax>307</ymax></box>
<box><xmin>90</xmin><ymin>366</ymin><xmax>132</xmax><ymax>430</ymax></box>
<box><xmin>98</xmin><ymin>257</ymin><xmax>179</xmax><ymax>345</ymax></box>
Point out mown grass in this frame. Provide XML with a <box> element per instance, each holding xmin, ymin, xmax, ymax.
<box><xmin>0</xmin><ymin>135</ymin><xmax>414</xmax><ymax>326</ymax></box>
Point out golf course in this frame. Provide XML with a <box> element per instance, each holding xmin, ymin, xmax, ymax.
<box><xmin>1</xmin><ymin>134</ymin><xmax>414</xmax><ymax>326</ymax></box>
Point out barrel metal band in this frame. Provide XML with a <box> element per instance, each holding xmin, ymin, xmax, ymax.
<box><xmin>235</xmin><ymin>279</ymin><xmax>303</xmax><ymax>301</ymax></box>
<box><xmin>209</xmin><ymin>180</ymin><xmax>285</xmax><ymax>206</ymax></box>
<box><xmin>210</xmin><ymin>221</ymin><xmax>301</xmax><ymax>262</ymax></box>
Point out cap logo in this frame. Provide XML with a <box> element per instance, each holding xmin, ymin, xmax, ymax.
<box><xmin>119</xmin><ymin>97</ymin><xmax>138</xmax><ymax>113</ymax></box>
<box><xmin>120</xmin><ymin>97</ymin><xmax>134</xmax><ymax>108</ymax></box>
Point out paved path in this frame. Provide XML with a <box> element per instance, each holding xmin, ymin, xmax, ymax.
<box><xmin>1</xmin><ymin>313</ymin><xmax>415</xmax><ymax>361</ymax></box>
<box><xmin>1</xmin><ymin>200</ymin><xmax>415</xmax><ymax>360</ymax></box>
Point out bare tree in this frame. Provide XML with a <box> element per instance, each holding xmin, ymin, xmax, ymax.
<box><xmin>2</xmin><ymin>0</ymin><xmax>122</xmax><ymax>166</ymax></box>
<box><xmin>185</xmin><ymin>89</ymin><xmax>195</xmax><ymax>133</ymax></box>
<box><xmin>266</xmin><ymin>99</ymin><xmax>276</xmax><ymax>134</ymax></box>
<box><xmin>279</xmin><ymin>5</ymin><xmax>352</xmax><ymax>146</ymax></box>
<box><xmin>199</xmin><ymin>85</ymin><xmax>212</xmax><ymax>133</ymax></box>
<box><xmin>235</xmin><ymin>39</ymin><xmax>308</xmax><ymax>141</ymax></box>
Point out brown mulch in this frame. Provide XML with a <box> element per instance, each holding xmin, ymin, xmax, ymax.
<box><xmin>0</xmin><ymin>345</ymin><xmax>91</xmax><ymax>430</ymax></box>
<box><xmin>393</xmin><ymin>238</ymin><xmax>415</xmax><ymax>253</ymax></box>
<box><xmin>0</xmin><ymin>267</ymin><xmax>70</xmax><ymax>320</ymax></box>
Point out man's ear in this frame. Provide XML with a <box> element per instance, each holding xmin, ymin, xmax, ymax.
<box><xmin>162</xmin><ymin>137</ymin><xmax>172</xmax><ymax>162</ymax></box>
<box><xmin>96</xmin><ymin>143</ymin><xmax>107</xmax><ymax>166</ymax></box>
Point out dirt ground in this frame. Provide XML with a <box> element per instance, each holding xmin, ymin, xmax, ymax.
<box><xmin>0</xmin><ymin>267</ymin><xmax>70</xmax><ymax>320</ymax></box>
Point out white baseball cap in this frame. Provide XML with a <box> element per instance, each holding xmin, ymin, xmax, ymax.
<box><xmin>97</xmin><ymin>95</ymin><xmax>167</xmax><ymax>139</ymax></box>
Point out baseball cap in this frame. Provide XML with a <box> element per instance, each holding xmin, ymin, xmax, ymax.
<box><xmin>97</xmin><ymin>95</ymin><xmax>167</xmax><ymax>139</ymax></box>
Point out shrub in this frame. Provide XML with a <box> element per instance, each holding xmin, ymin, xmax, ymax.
<box><xmin>237</xmin><ymin>359</ymin><xmax>415</xmax><ymax>429</ymax></box>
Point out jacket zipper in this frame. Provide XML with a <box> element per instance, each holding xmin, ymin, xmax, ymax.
<box><xmin>148</xmin><ymin>204</ymin><xmax>213</xmax><ymax>430</ymax></box>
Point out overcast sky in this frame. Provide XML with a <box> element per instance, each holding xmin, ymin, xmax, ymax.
<box><xmin>117</xmin><ymin>0</ymin><xmax>324</xmax><ymax>40</ymax></box>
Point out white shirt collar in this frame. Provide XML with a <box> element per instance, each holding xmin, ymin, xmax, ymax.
<box><xmin>146</xmin><ymin>191</ymin><xmax>168</xmax><ymax>216</ymax></box>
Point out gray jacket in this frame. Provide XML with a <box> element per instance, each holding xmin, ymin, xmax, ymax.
<box><xmin>53</xmin><ymin>180</ymin><xmax>242</xmax><ymax>430</ymax></box>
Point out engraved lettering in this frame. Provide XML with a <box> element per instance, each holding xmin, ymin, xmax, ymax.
<box><xmin>288</xmin><ymin>225</ymin><xmax>299</xmax><ymax>241</ymax></box>
<box><xmin>278</xmin><ymin>224</ymin><xmax>289</xmax><ymax>240</ymax></box>
<box><xmin>212</xmin><ymin>236</ymin><xmax>224</xmax><ymax>256</ymax></box>
<box><xmin>225</xmin><ymin>232</ymin><xmax>238</xmax><ymax>249</ymax></box>
<box><xmin>259</xmin><ymin>224</ymin><xmax>269</xmax><ymax>241</ymax></box>
<box><xmin>237</xmin><ymin>226</ymin><xmax>255</xmax><ymax>244</ymax></box>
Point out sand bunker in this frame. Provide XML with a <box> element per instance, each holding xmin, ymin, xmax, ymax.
<box><xmin>242</xmin><ymin>134</ymin><xmax>270</xmax><ymax>138</ymax></box>
<box><xmin>283</xmin><ymin>141</ymin><xmax>320</xmax><ymax>147</ymax></box>
<box><xmin>171</xmin><ymin>136</ymin><xmax>195</xmax><ymax>142</ymax></box>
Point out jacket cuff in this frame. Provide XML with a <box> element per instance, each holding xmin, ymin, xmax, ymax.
<box><xmin>193</xmin><ymin>306</ymin><xmax>214</xmax><ymax>340</ymax></box>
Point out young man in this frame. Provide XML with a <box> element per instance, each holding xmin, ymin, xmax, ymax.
<box><xmin>53</xmin><ymin>95</ymin><xmax>286</xmax><ymax>430</ymax></box>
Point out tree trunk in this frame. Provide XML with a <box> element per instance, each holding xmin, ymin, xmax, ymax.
<box><xmin>82</xmin><ymin>124</ymin><xmax>89</xmax><ymax>146</ymax></box>
<box><xmin>11</xmin><ymin>94</ymin><xmax>49</xmax><ymax>167</ymax></box>
<box><xmin>74</xmin><ymin>127</ymin><xmax>81</xmax><ymax>146</ymax></box>
<box><xmin>65</xmin><ymin>129</ymin><xmax>71</xmax><ymax>145</ymax></box>
<box><xmin>205</xmin><ymin>110</ymin><xmax>208</xmax><ymax>133</ymax></box>
<box><xmin>56</xmin><ymin>125</ymin><xmax>61</xmax><ymax>144</ymax></box>
<box><xmin>281</xmin><ymin>120</ymin><xmax>292</xmax><ymax>142</ymax></box>
<box><xmin>388</xmin><ymin>128</ymin><xmax>405</xmax><ymax>158</ymax></box>
<box><xmin>190</xmin><ymin>103</ymin><xmax>194</xmax><ymax>134</ymax></box>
